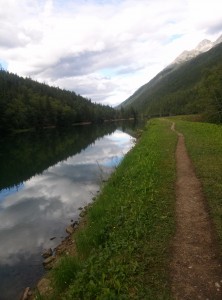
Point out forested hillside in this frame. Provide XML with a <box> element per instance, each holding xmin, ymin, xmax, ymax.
<box><xmin>0</xmin><ymin>70</ymin><xmax>134</xmax><ymax>133</ymax></box>
<box><xmin>120</xmin><ymin>42</ymin><xmax>222</xmax><ymax>123</ymax></box>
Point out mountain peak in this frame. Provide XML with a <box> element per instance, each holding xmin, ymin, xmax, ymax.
<box><xmin>195</xmin><ymin>39</ymin><xmax>213</xmax><ymax>52</ymax></box>
<box><xmin>170</xmin><ymin>34</ymin><xmax>222</xmax><ymax>67</ymax></box>
<box><xmin>172</xmin><ymin>39</ymin><xmax>213</xmax><ymax>66</ymax></box>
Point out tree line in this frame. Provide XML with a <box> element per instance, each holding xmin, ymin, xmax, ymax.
<box><xmin>0</xmin><ymin>70</ymin><xmax>137</xmax><ymax>133</ymax></box>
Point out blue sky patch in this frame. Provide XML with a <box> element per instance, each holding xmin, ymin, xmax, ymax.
<box><xmin>0</xmin><ymin>59</ymin><xmax>8</xmax><ymax>70</ymax></box>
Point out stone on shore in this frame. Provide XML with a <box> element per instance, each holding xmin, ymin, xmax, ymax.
<box><xmin>43</xmin><ymin>256</ymin><xmax>55</xmax><ymax>266</ymax></box>
<box><xmin>66</xmin><ymin>225</ymin><xmax>74</xmax><ymax>235</ymax></box>
<box><xmin>20</xmin><ymin>287</ymin><xmax>32</xmax><ymax>300</ymax></box>
<box><xmin>42</xmin><ymin>248</ymin><xmax>53</xmax><ymax>258</ymax></box>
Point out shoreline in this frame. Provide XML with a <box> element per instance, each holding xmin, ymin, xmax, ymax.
<box><xmin>20</xmin><ymin>203</ymin><xmax>92</xmax><ymax>300</ymax></box>
<box><xmin>18</xmin><ymin>126</ymin><xmax>138</xmax><ymax>300</ymax></box>
<box><xmin>21</xmin><ymin>118</ymin><xmax>176</xmax><ymax>299</ymax></box>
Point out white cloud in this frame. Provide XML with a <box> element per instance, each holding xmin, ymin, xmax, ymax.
<box><xmin>0</xmin><ymin>0</ymin><xmax>222</xmax><ymax>106</ymax></box>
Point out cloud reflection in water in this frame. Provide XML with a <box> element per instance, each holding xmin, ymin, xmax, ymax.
<box><xmin>0</xmin><ymin>130</ymin><xmax>134</xmax><ymax>266</ymax></box>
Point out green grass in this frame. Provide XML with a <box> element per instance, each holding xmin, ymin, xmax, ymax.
<box><xmin>51</xmin><ymin>256</ymin><xmax>82</xmax><ymax>293</ymax></box>
<box><xmin>38</xmin><ymin>118</ymin><xmax>176</xmax><ymax>300</ymax></box>
<box><xmin>171</xmin><ymin>118</ymin><xmax>222</xmax><ymax>248</ymax></box>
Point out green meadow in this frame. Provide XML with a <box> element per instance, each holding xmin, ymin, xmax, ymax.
<box><xmin>36</xmin><ymin>117</ymin><xmax>222</xmax><ymax>299</ymax></box>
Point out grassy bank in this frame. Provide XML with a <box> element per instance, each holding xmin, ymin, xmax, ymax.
<box><xmin>37</xmin><ymin>119</ymin><xmax>177</xmax><ymax>299</ymax></box>
<box><xmin>172</xmin><ymin>118</ymin><xmax>222</xmax><ymax>249</ymax></box>
<box><xmin>35</xmin><ymin>116</ymin><xmax>222</xmax><ymax>299</ymax></box>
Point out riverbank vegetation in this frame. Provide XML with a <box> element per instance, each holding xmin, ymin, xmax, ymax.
<box><xmin>35</xmin><ymin>118</ymin><xmax>177</xmax><ymax>299</ymax></box>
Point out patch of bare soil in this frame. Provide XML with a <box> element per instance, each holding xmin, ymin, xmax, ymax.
<box><xmin>170</xmin><ymin>123</ymin><xmax>222</xmax><ymax>299</ymax></box>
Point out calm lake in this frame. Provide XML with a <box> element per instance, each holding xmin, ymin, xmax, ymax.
<box><xmin>0</xmin><ymin>121</ymin><xmax>138</xmax><ymax>300</ymax></box>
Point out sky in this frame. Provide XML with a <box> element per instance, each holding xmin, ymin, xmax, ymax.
<box><xmin>0</xmin><ymin>0</ymin><xmax>222</xmax><ymax>106</ymax></box>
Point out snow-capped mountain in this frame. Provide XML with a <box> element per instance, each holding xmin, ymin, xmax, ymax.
<box><xmin>195</xmin><ymin>39</ymin><xmax>213</xmax><ymax>52</ymax></box>
<box><xmin>171</xmin><ymin>35</ymin><xmax>222</xmax><ymax>66</ymax></box>
<box><xmin>120</xmin><ymin>32</ymin><xmax>222</xmax><ymax>114</ymax></box>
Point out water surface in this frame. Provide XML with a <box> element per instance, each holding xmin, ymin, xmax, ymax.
<box><xmin>0</xmin><ymin>122</ymin><xmax>137</xmax><ymax>299</ymax></box>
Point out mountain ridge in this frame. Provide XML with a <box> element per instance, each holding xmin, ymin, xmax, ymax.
<box><xmin>119</xmin><ymin>35</ymin><xmax>222</xmax><ymax>123</ymax></box>
<box><xmin>170</xmin><ymin>34</ymin><xmax>222</xmax><ymax>67</ymax></box>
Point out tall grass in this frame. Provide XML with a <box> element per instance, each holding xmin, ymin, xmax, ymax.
<box><xmin>51</xmin><ymin>256</ymin><xmax>82</xmax><ymax>292</ymax></box>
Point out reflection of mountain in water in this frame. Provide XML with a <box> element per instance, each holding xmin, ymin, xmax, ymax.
<box><xmin>0</xmin><ymin>123</ymin><xmax>117</xmax><ymax>191</ymax></box>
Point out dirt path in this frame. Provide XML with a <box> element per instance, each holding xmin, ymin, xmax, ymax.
<box><xmin>170</xmin><ymin>122</ymin><xmax>222</xmax><ymax>299</ymax></box>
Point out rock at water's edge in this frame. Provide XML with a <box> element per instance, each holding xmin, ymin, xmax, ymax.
<box><xmin>42</xmin><ymin>248</ymin><xmax>53</xmax><ymax>259</ymax></box>
<box><xmin>66</xmin><ymin>225</ymin><xmax>74</xmax><ymax>235</ymax></box>
<box><xmin>43</xmin><ymin>256</ymin><xmax>55</xmax><ymax>266</ymax></box>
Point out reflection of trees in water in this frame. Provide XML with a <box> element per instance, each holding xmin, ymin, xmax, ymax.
<box><xmin>119</xmin><ymin>119</ymin><xmax>145</xmax><ymax>137</ymax></box>
<box><xmin>0</xmin><ymin>121</ymin><xmax>142</xmax><ymax>191</ymax></box>
<box><xmin>0</xmin><ymin>123</ymin><xmax>118</xmax><ymax>191</ymax></box>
